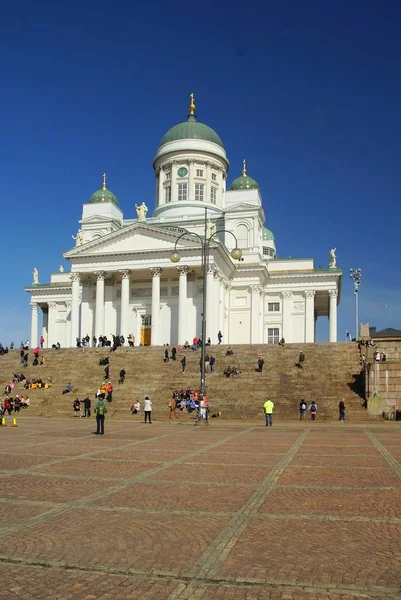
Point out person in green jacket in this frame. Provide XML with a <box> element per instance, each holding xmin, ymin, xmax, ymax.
<box><xmin>94</xmin><ymin>397</ymin><xmax>108</xmax><ymax>435</ymax></box>
<box><xmin>263</xmin><ymin>399</ymin><xmax>274</xmax><ymax>427</ymax></box>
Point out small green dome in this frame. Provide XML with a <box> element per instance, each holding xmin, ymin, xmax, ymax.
<box><xmin>160</xmin><ymin>115</ymin><xmax>224</xmax><ymax>148</ymax></box>
<box><xmin>89</xmin><ymin>174</ymin><xmax>119</xmax><ymax>207</ymax></box>
<box><xmin>263</xmin><ymin>227</ymin><xmax>275</xmax><ymax>241</ymax></box>
<box><xmin>229</xmin><ymin>160</ymin><xmax>259</xmax><ymax>190</ymax></box>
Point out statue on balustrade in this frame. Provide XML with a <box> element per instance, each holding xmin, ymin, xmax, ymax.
<box><xmin>329</xmin><ymin>248</ymin><xmax>337</xmax><ymax>268</ymax></box>
<box><xmin>32</xmin><ymin>268</ymin><xmax>39</xmax><ymax>284</ymax></box>
<box><xmin>72</xmin><ymin>229</ymin><xmax>83</xmax><ymax>247</ymax></box>
<box><xmin>135</xmin><ymin>202</ymin><xmax>148</xmax><ymax>221</ymax></box>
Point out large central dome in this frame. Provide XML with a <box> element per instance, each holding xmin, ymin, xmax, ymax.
<box><xmin>159</xmin><ymin>94</ymin><xmax>224</xmax><ymax>149</ymax></box>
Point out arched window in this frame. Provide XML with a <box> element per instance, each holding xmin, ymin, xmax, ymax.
<box><xmin>235</xmin><ymin>224</ymin><xmax>249</xmax><ymax>249</ymax></box>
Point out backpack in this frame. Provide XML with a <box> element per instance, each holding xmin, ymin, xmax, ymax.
<box><xmin>301</xmin><ymin>403</ymin><xmax>307</xmax><ymax>410</ymax></box>
<box><xmin>310</xmin><ymin>404</ymin><xmax>317</xmax><ymax>414</ymax></box>
<box><xmin>97</xmin><ymin>403</ymin><xmax>105</xmax><ymax>416</ymax></box>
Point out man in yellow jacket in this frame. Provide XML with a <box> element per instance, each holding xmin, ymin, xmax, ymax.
<box><xmin>263</xmin><ymin>399</ymin><xmax>274</xmax><ymax>427</ymax></box>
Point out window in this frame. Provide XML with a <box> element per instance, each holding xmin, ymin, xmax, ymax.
<box><xmin>267</xmin><ymin>328</ymin><xmax>280</xmax><ymax>344</ymax></box>
<box><xmin>211</xmin><ymin>173</ymin><xmax>217</xmax><ymax>181</ymax></box>
<box><xmin>195</xmin><ymin>183</ymin><xmax>204</xmax><ymax>201</ymax></box>
<box><xmin>178</xmin><ymin>183</ymin><xmax>187</xmax><ymax>201</ymax></box>
<box><xmin>196</xmin><ymin>169</ymin><xmax>204</xmax><ymax>177</ymax></box>
<box><xmin>210</xmin><ymin>186</ymin><xmax>217</xmax><ymax>204</ymax></box>
<box><xmin>141</xmin><ymin>315</ymin><xmax>152</xmax><ymax>327</ymax></box>
<box><xmin>165</xmin><ymin>171</ymin><xmax>171</xmax><ymax>180</ymax></box>
<box><xmin>268</xmin><ymin>302</ymin><xmax>280</xmax><ymax>312</ymax></box>
<box><xmin>165</xmin><ymin>186</ymin><xmax>171</xmax><ymax>202</ymax></box>
<box><xmin>263</xmin><ymin>247</ymin><xmax>275</xmax><ymax>257</ymax></box>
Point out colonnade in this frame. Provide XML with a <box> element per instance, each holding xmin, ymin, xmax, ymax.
<box><xmin>29</xmin><ymin>272</ymin><xmax>338</xmax><ymax>348</ymax></box>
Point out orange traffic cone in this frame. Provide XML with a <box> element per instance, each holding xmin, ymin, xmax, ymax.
<box><xmin>11</xmin><ymin>418</ymin><xmax>18</xmax><ymax>427</ymax></box>
<box><xmin>1</xmin><ymin>417</ymin><xmax>6</xmax><ymax>426</ymax></box>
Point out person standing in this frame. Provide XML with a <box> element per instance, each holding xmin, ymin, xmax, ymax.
<box><xmin>299</xmin><ymin>399</ymin><xmax>307</xmax><ymax>421</ymax></box>
<box><xmin>169</xmin><ymin>396</ymin><xmax>178</xmax><ymax>419</ymax></box>
<box><xmin>298</xmin><ymin>351</ymin><xmax>305</xmax><ymax>369</ymax></box>
<box><xmin>94</xmin><ymin>397</ymin><xmax>108</xmax><ymax>435</ymax></box>
<box><xmin>144</xmin><ymin>396</ymin><xmax>152</xmax><ymax>423</ymax></box>
<box><xmin>181</xmin><ymin>356</ymin><xmax>186</xmax><ymax>373</ymax></box>
<box><xmin>217</xmin><ymin>330</ymin><xmax>223</xmax><ymax>344</ymax></box>
<box><xmin>106</xmin><ymin>381</ymin><xmax>113</xmax><ymax>402</ymax></box>
<box><xmin>83</xmin><ymin>396</ymin><xmax>91</xmax><ymax>418</ymax></box>
<box><xmin>309</xmin><ymin>401</ymin><xmax>317</xmax><ymax>421</ymax></box>
<box><xmin>263</xmin><ymin>399</ymin><xmax>274</xmax><ymax>427</ymax></box>
<box><xmin>258</xmin><ymin>357</ymin><xmax>264</xmax><ymax>372</ymax></box>
<box><xmin>209</xmin><ymin>355</ymin><xmax>215</xmax><ymax>373</ymax></box>
<box><xmin>118</xmin><ymin>368</ymin><xmax>126</xmax><ymax>385</ymax></box>
<box><xmin>339</xmin><ymin>399</ymin><xmax>346</xmax><ymax>421</ymax></box>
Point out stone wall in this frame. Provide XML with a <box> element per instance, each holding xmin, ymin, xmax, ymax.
<box><xmin>366</xmin><ymin>361</ymin><xmax>401</xmax><ymax>414</ymax></box>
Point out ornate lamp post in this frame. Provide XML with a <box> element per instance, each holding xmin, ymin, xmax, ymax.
<box><xmin>350</xmin><ymin>268</ymin><xmax>362</xmax><ymax>341</ymax></box>
<box><xmin>170</xmin><ymin>209</ymin><xmax>242</xmax><ymax>422</ymax></box>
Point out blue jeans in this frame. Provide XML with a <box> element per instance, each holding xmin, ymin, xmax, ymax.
<box><xmin>265</xmin><ymin>413</ymin><xmax>273</xmax><ymax>426</ymax></box>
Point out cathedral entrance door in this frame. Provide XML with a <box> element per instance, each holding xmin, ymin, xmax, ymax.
<box><xmin>141</xmin><ymin>314</ymin><xmax>152</xmax><ymax>346</ymax></box>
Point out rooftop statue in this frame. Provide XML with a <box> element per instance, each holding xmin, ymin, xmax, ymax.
<box><xmin>32</xmin><ymin>268</ymin><xmax>39</xmax><ymax>284</ymax></box>
<box><xmin>59</xmin><ymin>265</ymin><xmax>64</xmax><ymax>273</ymax></box>
<box><xmin>135</xmin><ymin>202</ymin><xmax>148</xmax><ymax>221</ymax></box>
<box><xmin>72</xmin><ymin>229</ymin><xmax>83</xmax><ymax>247</ymax></box>
<box><xmin>329</xmin><ymin>248</ymin><xmax>337</xmax><ymax>268</ymax></box>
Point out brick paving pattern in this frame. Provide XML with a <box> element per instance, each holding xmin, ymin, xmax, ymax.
<box><xmin>0</xmin><ymin>418</ymin><xmax>400</xmax><ymax>599</ymax></box>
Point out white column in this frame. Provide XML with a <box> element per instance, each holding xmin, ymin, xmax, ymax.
<box><xmin>218</xmin><ymin>276</ymin><xmax>225</xmax><ymax>337</ymax></box>
<box><xmin>305</xmin><ymin>290</ymin><xmax>316</xmax><ymax>342</ymax></box>
<box><xmin>205</xmin><ymin>161</ymin><xmax>211</xmax><ymax>203</ymax></box>
<box><xmin>95</xmin><ymin>271</ymin><xmax>105</xmax><ymax>339</ymax></box>
<box><xmin>188</xmin><ymin>159</ymin><xmax>194</xmax><ymax>200</ymax></box>
<box><xmin>158</xmin><ymin>166</ymin><xmax>164</xmax><ymax>204</ymax></box>
<box><xmin>225</xmin><ymin>284</ymin><xmax>232</xmax><ymax>343</ymax></box>
<box><xmin>260</xmin><ymin>290</ymin><xmax>265</xmax><ymax>338</ymax></box>
<box><xmin>206</xmin><ymin>264</ymin><xmax>215</xmax><ymax>341</ymax></box>
<box><xmin>70</xmin><ymin>273</ymin><xmax>81</xmax><ymax>347</ymax></box>
<box><xmin>150</xmin><ymin>267</ymin><xmax>162</xmax><ymax>346</ymax></box>
<box><xmin>329</xmin><ymin>289</ymin><xmax>338</xmax><ymax>342</ymax></box>
<box><xmin>47</xmin><ymin>302</ymin><xmax>57</xmax><ymax>348</ymax></box>
<box><xmin>30</xmin><ymin>302</ymin><xmax>39</xmax><ymax>349</ymax></box>
<box><xmin>177</xmin><ymin>265</ymin><xmax>189</xmax><ymax>345</ymax></box>
<box><xmin>282</xmin><ymin>291</ymin><xmax>292</xmax><ymax>342</ymax></box>
<box><xmin>251</xmin><ymin>285</ymin><xmax>261</xmax><ymax>344</ymax></box>
<box><xmin>119</xmin><ymin>270</ymin><xmax>130</xmax><ymax>342</ymax></box>
<box><xmin>171</xmin><ymin>161</ymin><xmax>177</xmax><ymax>202</ymax></box>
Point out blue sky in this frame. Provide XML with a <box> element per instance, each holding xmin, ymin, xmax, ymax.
<box><xmin>1</xmin><ymin>0</ymin><xmax>400</xmax><ymax>343</ymax></box>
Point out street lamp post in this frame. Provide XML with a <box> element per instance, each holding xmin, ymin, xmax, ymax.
<box><xmin>350</xmin><ymin>268</ymin><xmax>362</xmax><ymax>341</ymax></box>
<box><xmin>170</xmin><ymin>209</ymin><xmax>242</xmax><ymax>423</ymax></box>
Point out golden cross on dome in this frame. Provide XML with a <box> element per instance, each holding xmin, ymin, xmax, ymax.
<box><xmin>242</xmin><ymin>159</ymin><xmax>247</xmax><ymax>177</ymax></box>
<box><xmin>189</xmin><ymin>93</ymin><xmax>196</xmax><ymax>115</ymax></box>
<box><xmin>102</xmin><ymin>173</ymin><xmax>107</xmax><ymax>189</ymax></box>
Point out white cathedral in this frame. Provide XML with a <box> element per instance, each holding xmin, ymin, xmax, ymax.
<box><xmin>26</xmin><ymin>95</ymin><xmax>342</xmax><ymax>348</ymax></box>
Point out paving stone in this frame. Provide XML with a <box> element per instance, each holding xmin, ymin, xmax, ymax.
<box><xmin>277</xmin><ymin>466</ymin><xmax>401</xmax><ymax>487</ymax></box>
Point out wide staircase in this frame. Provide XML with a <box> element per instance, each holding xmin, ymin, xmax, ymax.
<box><xmin>0</xmin><ymin>343</ymin><xmax>379</xmax><ymax>422</ymax></box>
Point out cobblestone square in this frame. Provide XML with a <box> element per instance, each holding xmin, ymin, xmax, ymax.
<box><xmin>0</xmin><ymin>418</ymin><xmax>400</xmax><ymax>599</ymax></box>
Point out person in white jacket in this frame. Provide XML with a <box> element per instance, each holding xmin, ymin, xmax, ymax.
<box><xmin>144</xmin><ymin>396</ymin><xmax>152</xmax><ymax>423</ymax></box>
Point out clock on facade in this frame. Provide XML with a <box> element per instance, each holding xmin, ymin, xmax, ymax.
<box><xmin>177</xmin><ymin>167</ymin><xmax>188</xmax><ymax>177</ymax></box>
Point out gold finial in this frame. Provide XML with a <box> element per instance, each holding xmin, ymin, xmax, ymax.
<box><xmin>189</xmin><ymin>92</ymin><xmax>196</xmax><ymax>115</ymax></box>
<box><xmin>242</xmin><ymin>159</ymin><xmax>247</xmax><ymax>177</ymax></box>
<box><xmin>102</xmin><ymin>173</ymin><xmax>107</xmax><ymax>189</ymax></box>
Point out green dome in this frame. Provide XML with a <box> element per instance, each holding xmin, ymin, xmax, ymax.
<box><xmin>230</xmin><ymin>175</ymin><xmax>259</xmax><ymax>190</ymax></box>
<box><xmin>229</xmin><ymin>160</ymin><xmax>259</xmax><ymax>190</ymax></box>
<box><xmin>160</xmin><ymin>114</ymin><xmax>224</xmax><ymax>149</ymax></box>
<box><xmin>89</xmin><ymin>175</ymin><xmax>119</xmax><ymax>207</ymax></box>
<box><xmin>263</xmin><ymin>227</ymin><xmax>275</xmax><ymax>241</ymax></box>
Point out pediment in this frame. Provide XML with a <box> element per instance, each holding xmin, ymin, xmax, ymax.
<box><xmin>64</xmin><ymin>223</ymin><xmax>197</xmax><ymax>258</ymax></box>
<box><xmin>225</xmin><ymin>203</ymin><xmax>259</xmax><ymax>212</ymax></box>
<box><xmin>80</xmin><ymin>215</ymin><xmax>119</xmax><ymax>225</ymax></box>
